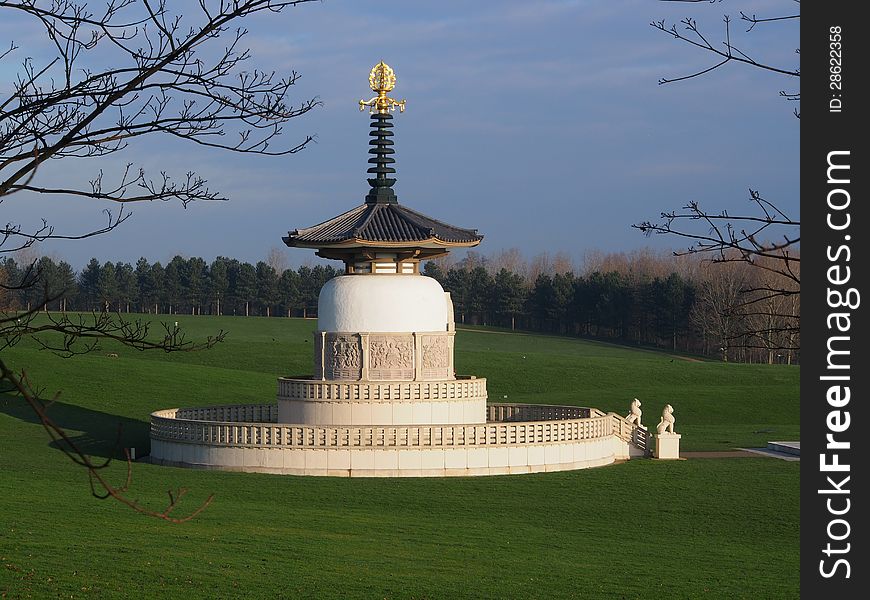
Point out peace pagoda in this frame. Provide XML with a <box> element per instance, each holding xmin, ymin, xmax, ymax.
<box><xmin>279</xmin><ymin>61</ymin><xmax>485</xmax><ymax>427</ymax></box>
<box><xmin>148</xmin><ymin>63</ymin><xmax>660</xmax><ymax>476</ymax></box>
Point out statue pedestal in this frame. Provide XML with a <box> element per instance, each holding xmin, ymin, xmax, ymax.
<box><xmin>654</xmin><ymin>433</ymin><xmax>681</xmax><ymax>459</ymax></box>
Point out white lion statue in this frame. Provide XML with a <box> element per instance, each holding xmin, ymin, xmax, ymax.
<box><xmin>625</xmin><ymin>398</ymin><xmax>642</xmax><ymax>427</ymax></box>
<box><xmin>656</xmin><ymin>404</ymin><xmax>676</xmax><ymax>435</ymax></box>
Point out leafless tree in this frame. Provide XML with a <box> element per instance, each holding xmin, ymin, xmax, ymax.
<box><xmin>580</xmin><ymin>247</ymin><xmax>678</xmax><ymax>282</ymax></box>
<box><xmin>690</xmin><ymin>259</ymin><xmax>749</xmax><ymax>362</ymax></box>
<box><xmin>0</xmin><ymin>314</ymin><xmax>221</xmax><ymax>522</ymax></box>
<box><xmin>635</xmin><ymin>189</ymin><xmax>799</xmax><ymax>345</ymax></box>
<box><xmin>634</xmin><ymin>188</ymin><xmax>799</xmax><ymax>288</ymax></box>
<box><xmin>266</xmin><ymin>246</ymin><xmax>289</xmax><ymax>275</ymax></box>
<box><xmin>1</xmin><ymin>0</ymin><xmax>320</xmax><ymax>520</ymax></box>
<box><xmin>488</xmin><ymin>247</ymin><xmax>528</xmax><ymax>280</ymax></box>
<box><xmin>741</xmin><ymin>255</ymin><xmax>799</xmax><ymax>362</ymax></box>
<box><xmin>652</xmin><ymin>0</ymin><xmax>800</xmax><ymax>117</ymax></box>
<box><xmin>526</xmin><ymin>251</ymin><xmax>575</xmax><ymax>282</ymax></box>
<box><xmin>638</xmin><ymin>1</ymin><xmax>800</xmax><ymax>352</ymax></box>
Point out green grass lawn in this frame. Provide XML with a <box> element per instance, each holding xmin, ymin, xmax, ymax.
<box><xmin>0</xmin><ymin>315</ymin><xmax>799</xmax><ymax>599</ymax></box>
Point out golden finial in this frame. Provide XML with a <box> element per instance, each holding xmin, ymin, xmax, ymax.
<box><xmin>359</xmin><ymin>61</ymin><xmax>406</xmax><ymax>114</ymax></box>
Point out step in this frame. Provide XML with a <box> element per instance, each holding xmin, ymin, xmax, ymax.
<box><xmin>767</xmin><ymin>441</ymin><xmax>800</xmax><ymax>456</ymax></box>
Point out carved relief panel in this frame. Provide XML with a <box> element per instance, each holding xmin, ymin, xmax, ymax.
<box><xmin>421</xmin><ymin>334</ymin><xmax>451</xmax><ymax>379</ymax></box>
<box><xmin>368</xmin><ymin>335</ymin><xmax>414</xmax><ymax>380</ymax></box>
<box><xmin>324</xmin><ymin>333</ymin><xmax>362</xmax><ymax>380</ymax></box>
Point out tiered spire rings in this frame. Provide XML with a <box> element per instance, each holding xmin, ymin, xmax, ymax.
<box><xmin>360</xmin><ymin>62</ymin><xmax>405</xmax><ymax>204</ymax></box>
<box><xmin>282</xmin><ymin>61</ymin><xmax>482</xmax><ymax>259</ymax></box>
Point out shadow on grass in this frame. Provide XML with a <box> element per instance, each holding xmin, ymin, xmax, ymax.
<box><xmin>0</xmin><ymin>392</ymin><xmax>149</xmax><ymax>459</ymax></box>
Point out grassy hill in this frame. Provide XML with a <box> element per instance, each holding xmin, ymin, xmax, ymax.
<box><xmin>0</xmin><ymin>315</ymin><xmax>799</xmax><ymax>599</ymax></box>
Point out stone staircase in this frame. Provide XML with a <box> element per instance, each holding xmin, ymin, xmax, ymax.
<box><xmin>767</xmin><ymin>441</ymin><xmax>800</xmax><ymax>456</ymax></box>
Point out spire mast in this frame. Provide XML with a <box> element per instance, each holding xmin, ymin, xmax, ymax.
<box><xmin>359</xmin><ymin>62</ymin><xmax>406</xmax><ymax>204</ymax></box>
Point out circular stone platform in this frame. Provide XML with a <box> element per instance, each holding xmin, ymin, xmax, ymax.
<box><xmin>276</xmin><ymin>376</ymin><xmax>487</xmax><ymax>426</ymax></box>
<box><xmin>146</xmin><ymin>65</ymin><xmax>655</xmax><ymax>478</ymax></box>
<box><xmin>148</xmin><ymin>403</ymin><xmax>647</xmax><ymax>477</ymax></box>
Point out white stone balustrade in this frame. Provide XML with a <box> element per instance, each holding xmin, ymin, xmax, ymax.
<box><xmin>148</xmin><ymin>402</ymin><xmax>645</xmax><ymax>476</ymax></box>
<box><xmin>276</xmin><ymin>375</ymin><xmax>488</xmax><ymax>426</ymax></box>
<box><xmin>153</xmin><ymin>404</ymin><xmax>611</xmax><ymax>448</ymax></box>
<box><xmin>488</xmin><ymin>403</ymin><xmax>590</xmax><ymax>422</ymax></box>
<box><xmin>277</xmin><ymin>376</ymin><xmax>485</xmax><ymax>402</ymax></box>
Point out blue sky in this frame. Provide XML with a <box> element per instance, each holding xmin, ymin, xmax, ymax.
<box><xmin>1</xmin><ymin>0</ymin><xmax>799</xmax><ymax>270</ymax></box>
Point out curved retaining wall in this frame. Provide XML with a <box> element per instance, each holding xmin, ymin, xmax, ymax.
<box><xmin>149</xmin><ymin>403</ymin><xmax>637</xmax><ymax>477</ymax></box>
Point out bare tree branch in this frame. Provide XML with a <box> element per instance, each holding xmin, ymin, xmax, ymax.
<box><xmin>636</xmin><ymin>185</ymin><xmax>800</xmax><ymax>357</ymax></box>
<box><xmin>1</xmin><ymin>0</ymin><xmax>322</xmax><ymax>519</ymax></box>
<box><xmin>651</xmin><ymin>0</ymin><xmax>800</xmax><ymax>115</ymax></box>
<box><xmin>0</xmin><ymin>356</ymin><xmax>214</xmax><ymax>523</ymax></box>
<box><xmin>633</xmin><ymin>189</ymin><xmax>799</xmax><ymax>285</ymax></box>
<box><xmin>1</xmin><ymin>0</ymin><xmax>321</xmax><ymax>250</ymax></box>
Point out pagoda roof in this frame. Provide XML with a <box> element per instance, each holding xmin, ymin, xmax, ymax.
<box><xmin>283</xmin><ymin>202</ymin><xmax>483</xmax><ymax>250</ymax></box>
<box><xmin>284</xmin><ymin>64</ymin><xmax>483</xmax><ymax>259</ymax></box>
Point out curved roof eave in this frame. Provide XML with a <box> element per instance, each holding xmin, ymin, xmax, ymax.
<box><xmin>282</xmin><ymin>236</ymin><xmax>483</xmax><ymax>250</ymax></box>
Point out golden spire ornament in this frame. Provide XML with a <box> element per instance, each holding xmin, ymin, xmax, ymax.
<box><xmin>359</xmin><ymin>61</ymin><xmax>406</xmax><ymax>114</ymax></box>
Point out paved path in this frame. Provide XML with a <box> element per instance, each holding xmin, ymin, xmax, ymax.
<box><xmin>681</xmin><ymin>448</ymin><xmax>799</xmax><ymax>461</ymax></box>
<box><xmin>680</xmin><ymin>450</ymin><xmax>765</xmax><ymax>459</ymax></box>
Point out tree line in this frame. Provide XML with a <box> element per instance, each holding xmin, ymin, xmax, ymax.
<box><xmin>1</xmin><ymin>248</ymin><xmax>798</xmax><ymax>364</ymax></box>
<box><xmin>0</xmin><ymin>255</ymin><xmax>340</xmax><ymax>319</ymax></box>
<box><xmin>423</xmin><ymin>249</ymin><xmax>799</xmax><ymax>364</ymax></box>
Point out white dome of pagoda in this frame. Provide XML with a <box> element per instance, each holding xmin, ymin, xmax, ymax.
<box><xmin>318</xmin><ymin>275</ymin><xmax>448</xmax><ymax>333</ymax></box>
